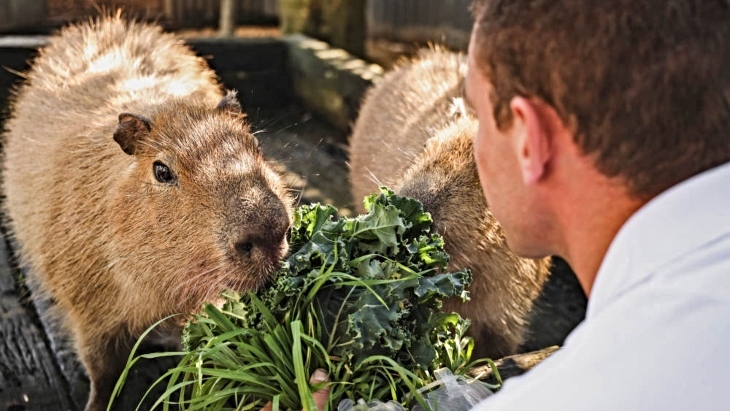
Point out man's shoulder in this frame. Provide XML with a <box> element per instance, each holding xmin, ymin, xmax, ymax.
<box><xmin>474</xmin><ymin>243</ymin><xmax>730</xmax><ymax>411</ymax></box>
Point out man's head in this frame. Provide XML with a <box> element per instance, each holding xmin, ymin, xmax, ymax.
<box><xmin>468</xmin><ymin>0</ymin><xmax>730</xmax><ymax>200</ymax></box>
<box><xmin>465</xmin><ymin>0</ymin><xmax>730</xmax><ymax>282</ymax></box>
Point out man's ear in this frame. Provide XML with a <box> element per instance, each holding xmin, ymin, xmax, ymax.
<box><xmin>113</xmin><ymin>113</ymin><xmax>151</xmax><ymax>156</ymax></box>
<box><xmin>509</xmin><ymin>96</ymin><xmax>553</xmax><ymax>185</ymax></box>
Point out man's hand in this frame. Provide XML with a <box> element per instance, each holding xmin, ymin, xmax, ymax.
<box><xmin>262</xmin><ymin>369</ymin><xmax>330</xmax><ymax>411</ymax></box>
<box><xmin>309</xmin><ymin>369</ymin><xmax>330</xmax><ymax>410</ymax></box>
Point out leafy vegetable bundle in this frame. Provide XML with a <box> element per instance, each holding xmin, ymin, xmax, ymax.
<box><xmin>138</xmin><ymin>188</ymin><xmax>477</xmax><ymax>410</ymax></box>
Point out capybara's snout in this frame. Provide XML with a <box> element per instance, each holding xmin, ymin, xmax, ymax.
<box><xmin>229</xmin><ymin>188</ymin><xmax>291</xmax><ymax>265</ymax></box>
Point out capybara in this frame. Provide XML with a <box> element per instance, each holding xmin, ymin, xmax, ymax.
<box><xmin>349</xmin><ymin>49</ymin><xmax>551</xmax><ymax>359</ymax></box>
<box><xmin>1</xmin><ymin>15</ymin><xmax>292</xmax><ymax>411</ymax></box>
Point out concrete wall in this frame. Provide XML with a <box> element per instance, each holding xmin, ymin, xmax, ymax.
<box><xmin>283</xmin><ymin>34</ymin><xmax>382</xmax><ymax>131</ymax></box>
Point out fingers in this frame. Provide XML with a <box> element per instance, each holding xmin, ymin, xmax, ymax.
<box><xmin>310</xmin><ymin>369</ymin><xmax>330</xmax><ymax>411</ymax></box>
<box><xmin>260</xmin><ymin>369</ymin><xmax>330</xmax><ymax>411</ymax></box>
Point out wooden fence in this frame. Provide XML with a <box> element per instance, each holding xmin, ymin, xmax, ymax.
<box><xmin>367</xmin><ymin>0</ymin><xmax>473</xmax><ymax>50</ymax></box>
<box><xmin>163</xmin><ymin>0</ymin><xmax>279</xmax><ymax>27</ymax></box>
<box><xmin>38</xmin><ymin>0</ymin><xmax>165</xmax><ymax>28</ymax></box>
<box><xmin>1</xmin><ymin>0</ymin><xmax>279</xmax><ymax>32</ymax></box>
<box><xmin>0</xmin><ymin>0</ymin><xmax>47</xmax><ymax>32</ymax></box>
<box><xmin>3</xmin><ymin>1</ymin><xmax>473</xmax><ymax>48</ymax></box>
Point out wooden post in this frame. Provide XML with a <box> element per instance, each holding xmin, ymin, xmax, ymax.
<box><xmin>219</xmin><ymin>0</ymin><xmax>236</xmax><ymax>37</ymax></box>
<box><xmin>323</xmin><ymin>0</ymin><xmax>365</xmax><ymax>57</ymax></box>
<box><xmin>280</xmin><ymin>0</ymin><xmax>311</xmax><ymax>34</ymax></box>
<box><xmin>163</xmin><ymin>0</ymin><xmax>175</xmax><ymax>26</ymax></box>
<box><xmin>0</xmin><ymin>0</ymin><xmax>47</xmax><ymax>32</ymax></box>
<box><xmin>280</xmin><ymin>0</ymin><xmax>365</xmax><ymax>57</ymax></box>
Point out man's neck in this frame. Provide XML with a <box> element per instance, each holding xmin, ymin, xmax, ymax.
<box><xmin>551</xmin><ymin>168</ymin><xmax>646</xmax><ymax>296</ymax></box>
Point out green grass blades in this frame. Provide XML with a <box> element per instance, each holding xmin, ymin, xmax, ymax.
<box><xmin>126</xmin><ymin>188</ymin><xmax>477</xmax><ymax>410</ymax></box>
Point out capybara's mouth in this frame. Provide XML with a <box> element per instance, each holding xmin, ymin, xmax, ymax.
<box><xmin>222</xmin><ymin>274</ymin><xmax>268</xmax><ymax>294</ymax></box>
<box><xmin>254</xmin><ymin>240</ymin><xmax>288</xmax><ymax>270</ymax></box>
<box><xmin>222</xmin><ymin>258</ymin><xmax>284</xmax><ymax>293</ymax></box>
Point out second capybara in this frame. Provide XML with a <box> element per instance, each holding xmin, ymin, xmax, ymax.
<box><xmin>349</xmin><ymin>49</ymin><xmax>551</xmax><ymax>359</ymax></box>
<box><xmin>1</xmin><ymin>15</ymin><xmax>292</xmax><ymax>411</ymax></box>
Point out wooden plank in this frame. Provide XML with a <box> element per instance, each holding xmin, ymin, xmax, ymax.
<box><xmin>0</xmin><ymin>237</ymin><xmax>79</xmax><ymax>411</ymax></box>
<box><xmin>468</xmin><ymin>346</ymin><xmax>560</xmax><ymax>385</ymax></box>
<box><xmin>220</xmin><ymin>0</ymin><xmax>236</xmax><ymax>36</ymax></box>
<box><xmin>31</xmin><ymin>291</ymin><xmax>89</xmax><ymax>410</ymax></box>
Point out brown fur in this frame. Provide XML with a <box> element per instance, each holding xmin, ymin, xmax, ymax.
<box><xmin>1</xmin><ymin>15</ymin><xmax>292</xmax><ymax>411</ymax></box>
<box><xmin>349</xmin><ymin>49</ymin><xmax>551</xmax><ymax>359</ymax></box>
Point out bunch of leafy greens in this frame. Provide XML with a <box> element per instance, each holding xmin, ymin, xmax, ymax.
<box><xmin>117</xmin><ymin>188</ymin><xmax>479</xmax><ymax>411</ymax></box>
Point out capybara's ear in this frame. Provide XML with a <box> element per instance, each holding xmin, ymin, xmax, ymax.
<box><xmin>217</xmin><ymin>90</ymin><xmax>242</xmax><ymax>116</ymax></box>
<box><xmin>113</xmin><ymin>113</ymin><xmax>151</xmax><ymax>156</ymax></box>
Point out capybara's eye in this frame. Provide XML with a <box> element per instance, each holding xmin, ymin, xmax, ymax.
<box><xmin>153</xmin><ymin>161</ymin><xmax>175</xmax><ymax>184</ymax></box>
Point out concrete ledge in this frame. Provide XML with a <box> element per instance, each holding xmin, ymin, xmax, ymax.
<box><xmin>282</xmin><ymin>33</ymin><xmax>383</xmax><ymax>131</ymax></box>
<box><xmin>0</xmin><ymin>36</ymin><xmax>45</xmax><ymax>123</ymax></box>
<box><xmin>0</xmin><ymin>35</ymin><xmax>49</xmax><ymax>48</ymax></box>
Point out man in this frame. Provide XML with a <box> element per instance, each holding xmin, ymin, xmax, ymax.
<box><xmin>464</xmin><ymin>0</ymin><xmax>730</xmax><ymax>410</ymax></box>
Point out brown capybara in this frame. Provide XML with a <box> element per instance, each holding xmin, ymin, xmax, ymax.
<box><xmin>349</xmin><ymin>49</ymin><xmax>551</xmax><ymax>360</ymax></box>
<box><xmin>1</xmin><ymin>15</ymin><xmax>292</xmax><ymax>411</ymax></box>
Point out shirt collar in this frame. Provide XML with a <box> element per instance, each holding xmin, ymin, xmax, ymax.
<box><xmin>588</xmin><ymin>162</ymin><xmax>730</xmax><ymax>317</ymax></box>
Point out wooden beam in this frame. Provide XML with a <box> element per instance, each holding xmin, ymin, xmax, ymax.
<box><xmin>468</xmin><ymin>345</ymin><xmax>560</xmax><ymax>386</ymax></box>
<box><xmin>323</xmin><ymin>0</ymin><xmax>365</xmax><ymax>57</ymax></box>
<box><xmin>0</xmin><ymin>238</ymin><xmax>80</xmax><ymax>411</ymax></box>
<box><xmin>219</xmin><ymin>0</ymin><xmax>236</xmax><ymax>37</ymax></box>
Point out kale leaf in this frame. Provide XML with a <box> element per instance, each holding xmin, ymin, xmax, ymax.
<box><xmin>180</xmin><ymin>188</ymin><xmax>475</xmax><ymax>410</ymax></box>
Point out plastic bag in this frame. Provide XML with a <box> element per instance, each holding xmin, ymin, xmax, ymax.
<box><xmin>337</xmin><ymin>369</ymin><xmax>492</xmax><ymax>411</ymax></box>
<box><xmin>411</xmin><ymin>368</ymin><xmax>493</xmax><ymax>411</ymax></box>
<box><xmin>338</xmin><ymin>398</ymin><xmax>407</xmax><ymax>411</ymax></box>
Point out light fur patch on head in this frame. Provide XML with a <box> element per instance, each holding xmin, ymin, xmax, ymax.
<box><xmin>219</xmin><ymin>155</ymin><xmax>256</xmax><ymax>177</ymax></box>
<box><xmin>449</xmin><ymin>97</ymin><xmax>468</xmax><ymax>120</ymax></box>
<box><xmin>87</xmin><ymin>50</ymin><xmax>125</xmax><ymax>74</ymax></box>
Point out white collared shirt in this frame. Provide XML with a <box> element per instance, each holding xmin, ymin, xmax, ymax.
<box><xmin>472</xmin><ymin>162</ymin><xmax>730</xmax><ymax>411</ymax></box>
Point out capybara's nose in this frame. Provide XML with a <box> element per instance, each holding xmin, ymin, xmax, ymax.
<box><xmin>230</xmin><ymin>183</ymin><xmax>291</xmax><ymax>260</ymax></box>
<box><xmin>233</xmin><ymin>199</ymin><xmax>290</xmax><ymax>260</ymax></box>
<box><xmin>233</xmin><ymin>226</ymin><xmax>288</xmax><ymax>260</ymax></box>
<box><xmin>234</xmin><ymin>239</ymin><xmax>255</xmax><ymax>257</ymax></box>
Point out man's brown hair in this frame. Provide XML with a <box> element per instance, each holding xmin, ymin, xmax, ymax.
<box><xmin>472</xmin><ymin>0</ymin><xmax>730</xmax><ymax>199</ymax></box>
